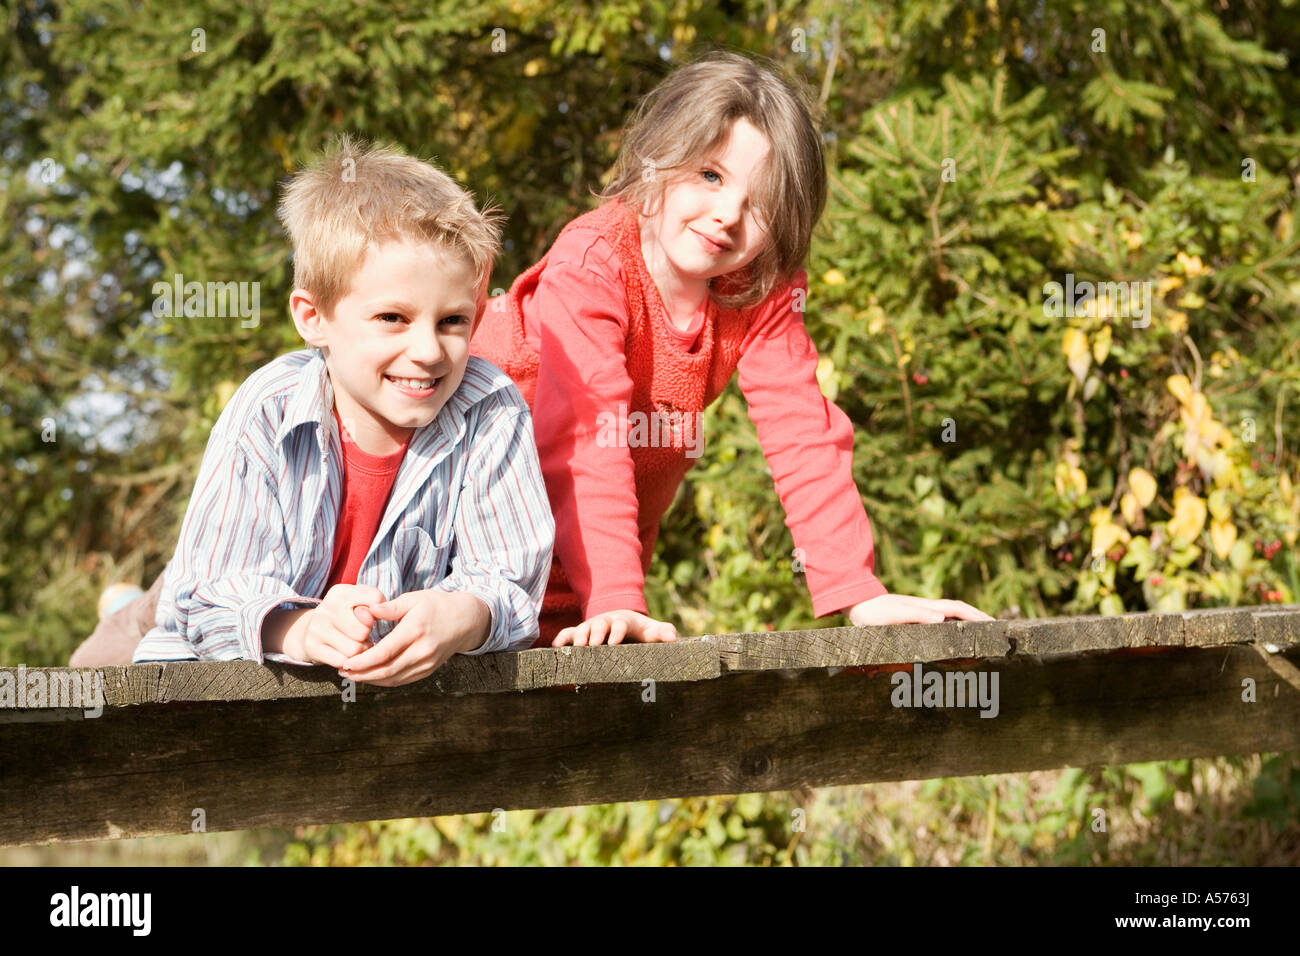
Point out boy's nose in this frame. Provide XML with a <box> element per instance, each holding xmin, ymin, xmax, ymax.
<box><xmin>406</xmin><ymin>323</ymin><xmax>445</xmax><ymax>364</ymax></box>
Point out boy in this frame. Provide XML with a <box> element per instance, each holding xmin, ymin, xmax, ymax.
<box><xmin>126</xmin><ymin>137</ymin><xmax>554</xmax><ymax>686</ymax></box>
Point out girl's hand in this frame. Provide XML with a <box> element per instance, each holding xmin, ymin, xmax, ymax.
<box><xmin>845</xmin><ymin>593</ymin><xmax>995</xmax><ymax>627</ymax></box>
<box><xmin>553</xmin><ymin>609</ymin><xmax>678</xmax><ymax>647</ymax></box>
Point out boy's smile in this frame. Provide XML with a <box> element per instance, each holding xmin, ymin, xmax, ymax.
<box><xmin>290</xmin><ymin>238</ymin><xmax>482</xmax><ymax>456</ymax></box>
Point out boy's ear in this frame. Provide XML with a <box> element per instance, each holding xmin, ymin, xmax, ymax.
<box><xmin>289</xmin><ymin>289</ymin><xmax>329</xmax><ymax>348</ymax></box>
<box><xmin>469</xmin><ymin>272</ymin><xmax>493</xmax><ymax>339</ymax></box>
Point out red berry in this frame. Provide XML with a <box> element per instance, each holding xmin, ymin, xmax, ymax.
<box><xmin>1064</xmin><ymin>553</ymin><xmax>1073</xmax><ymax>562</ymax></box>
<box><xmin>1150</xmin><ymin>575</ymin><xmax>1163</xmax><ymax>586</ymax></box>
<box><xmin>1120</xmin><ymin>368</ymin><xmax>1129</xmax><ymax>378</ymax></box>
<box><xmin>913</xmin><ymin>372</ymin><xmax>928</xmax><ymax>385</ymax></box>
<box><xmin>1272</xmin><ymin>539</ymin><xmax>1281</xmax><ymax>549</ymax></box>
<box><xmin>1251</xmin><ymin>460</ymin><xmax>1259</xmax><ymax>470</ymax></box>
<box><xmin>1256</xmin><ymin>540</ymin><xmax>1264</xmax><ymax>551</ymax></box>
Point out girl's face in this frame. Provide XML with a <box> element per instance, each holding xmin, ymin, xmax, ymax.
<box><xmin>639</xmin><ymin>117</ymin><xmax>772</xmax><ymax>301</ymax></box>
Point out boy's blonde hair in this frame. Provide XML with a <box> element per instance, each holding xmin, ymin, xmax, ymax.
<box><xmin>599</xmin><ymin>50</ymin><xmax>827</xmax><ymax>310</ymax></box>
<box><xmin>277</xmin><ymin>135</ymin><xmax>504</xmax><ymax>316</ymax></box>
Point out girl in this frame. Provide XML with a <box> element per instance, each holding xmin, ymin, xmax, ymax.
<box><xmin>474</xmin><ymin>49</ymin><xmax>991</xmax><ymax>648</ymax></box>
<box><xmin>72</xmin><ymin>50</ymin><xmax>991</xmax><ymax>667</ymax></box>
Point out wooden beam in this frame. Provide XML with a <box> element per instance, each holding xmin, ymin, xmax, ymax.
<box><xmin>1</xmin><ymin>606</ymin><xmax>1297</xmax><ymax>846</ymax></box>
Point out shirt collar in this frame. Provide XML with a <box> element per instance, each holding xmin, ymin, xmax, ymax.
<box><xmin>273</xmin><ymin>349</ymin><xmax>516</xmax><ymax>451</ymax></box>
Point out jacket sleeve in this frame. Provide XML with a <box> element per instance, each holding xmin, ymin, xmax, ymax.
<box><xmin>528</xmin><ymin>232</ymin><xmax>649</xmax><ymax>616</ymax></box>
<box><xmin>736</xmin><ymin>271</ymin><xmax>889</xmax><ymax>617</ymax></box>
<box><xmin>136</xmin><ymin>429</ymin><xmax>320</xmax><ymax>664</ymax></box>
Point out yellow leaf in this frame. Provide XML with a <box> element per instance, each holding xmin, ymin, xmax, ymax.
<box><xmin>523</xmin><ymin>58</ymin><xmax>546</xmax><ymax>77</ymax></box>
<box><xmin>1168</xmin><ymin>487</ymin><xmax>1207</xmax><ymax>543</ymax></box>
<box><xmin>1156</xmin><ymin>275</ymin><xmax>1184</xmax><ymax>297</ymax></box>
<box><xmin>1129</xmin><ymin>467</ymin><xmax>1157</xmax><ymax>508</ymax></box>
<box><xmin>1062</xmin><ymin>328</ymin><xmax>1090</xmax><ymax>383</ymax></box>
<box><xmin>1166</xmin><ymin>374</ymin><xmax>1193</xmax><ymax>407</ymax></box>
<box><xmin>1176</xmin><ymin>251</ymin><xmax>1210</xmax><ymax>277</ymax></box>
<box><xmin>215</xmin><ymin>381</ymin><xmax>240</xmax><ymax>412</ymax></box>
<box><xmin>1166</xmin><ymin>310</ymin><xmax>1188</xmax><ymax>333</ymax></box>
<box><xmin>1210</xmin><ymin>518</ymin><xmax>1237</xmax><ymax>559</ymax></box>
<box><xmin>815</xmin><ymin>355</ymin><xmax>838</xmax><ymax>401</ymax></box>
<box><xmin>1054</xmin><ymin>462</ymin><xmax>1087</xmax><ymax>498</ymax></box>
<box><xmin>865</xmin><ymin>305</ymin><xmax>886</xmax><ymax>334</ymax></box>
<box><xmin>1091</xmin><ymin>324</ymin><xmax>1112</xmax><ymax>364</ymax></box>
<box><xmin>1178</xmin><ymin>291</ymin><xmax>1205</xmax><ymax>309</ymax></box>
<box><xmin>822</xmin><ymin>268</ymin><xmax>846</xmax><ymax>286</ymax></box>
<box><xmin>1122</xmin><ymin>229</ymin><xmax>1143</xmax><ymax>250</ymax></box>
<box><xmin>1091</xmin><ymin>511</ymin><xmax>1130</xmax><ymax>555</ymax></box>
<box><xmin>1121</xmin><ymin>491</ymin><xmax>1140</xmax><ymax>525</ymax></box>
<box><xmin>1207</xmin><ymin>488</ymin><xmax>1231</xmax><ymax>521</ymax></box>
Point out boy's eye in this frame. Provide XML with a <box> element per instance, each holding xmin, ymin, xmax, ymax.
<box><xmin>376</xmin><ymin>312</ymin><xmax>406</xmax><ymax>324</ymax></box>
<box><xmin>440</xmin><ymin>314</ymin><xmax>470</xmax><ymax>327</ymax></box>
<box><xmin>701</xmin><ymin>169</ymin><xmax>722</xmax><ymax>185</ymax></box>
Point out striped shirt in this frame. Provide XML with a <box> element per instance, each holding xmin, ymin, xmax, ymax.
<box><xmin>134</xmin><ymin>349</ymin><xmax>555</xmax><ymax>664</ymax></box>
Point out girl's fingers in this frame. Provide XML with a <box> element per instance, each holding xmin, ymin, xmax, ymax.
<box><xmin>651</xmin><ymin>623</ymin><xmax>678</xmax><ymax>642</ymax></box>
<box><xmin>587</xmin><ymin>618</ymin><xmax>611</xmax><ymax>646</ymax></box>
<box><xmin>608</xmin><ymin>618</ymin><xmax>629</xmax><ymax>645</ymax></box>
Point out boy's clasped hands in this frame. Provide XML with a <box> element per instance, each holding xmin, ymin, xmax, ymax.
<box><xmin>272</xmin><ymin>585</ymin><xmax>491</xmax><ymax>686</ymax></box>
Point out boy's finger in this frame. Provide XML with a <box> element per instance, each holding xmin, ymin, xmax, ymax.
<box><xmin>353</xmin><ymin>605</ymin><xmax>377</xmax><ymax>629</ymax></box>
<box><xmin>346</xmin><ymin>585</ymin><xmax>387</xmax><ymax>607</ymax></box>
<box><xmin>324</xmin><ymin>631</ymin><xmax>370</xmax><ymax>659</ymax></box>
<box><xmin>367</xmin><ymin>593</ymin><xmax>419</xmax><ymax>622</ymax></box>
<box><xmin>331</xmin><ymin>608</ymin><xmax>372</xmax><ymax>643</ymax></box>
<box><xmin>552</xmin><ymin>627</ymin><xmax>574</xmax><ymax>647</ymax></box>
<box><xmin>587</xmin><ymin>618</ymin><xmax>611</xmax><ymax>646</ymax></box>
<box><xmin>304</xmin><ymin>643</ymin><xmax>352</xmax><ymax>669</ymax></box>
<box><xmin>340</xmin><ymin>620</ymin><xmax>417</xmax><ymax>673</ymax></box>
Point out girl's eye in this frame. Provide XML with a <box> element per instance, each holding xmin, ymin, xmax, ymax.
<box><xmin>441</xmin><ymin>314</ymin><xmax>469</xmax><ymax>328</ymax></box>
<box><xmin>701</xmin><ymin>169</ymin><xmax>722</xmax><ymax>185</ymax></box>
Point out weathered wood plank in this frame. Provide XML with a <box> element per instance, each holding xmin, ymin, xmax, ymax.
<box><xmin>2</xmin><ymin>606</ymin><xmax>1297</xmax><ymax>709</ymax></box>
<box><xmin>3</xmin><ymin>606</ymin><xmax>1299</xmax><ymax>846</ymax></box>
<box><xmin>1</xmin><ymin>642</ymin><xmax>1296</xmax><ymax>845</ymax></box>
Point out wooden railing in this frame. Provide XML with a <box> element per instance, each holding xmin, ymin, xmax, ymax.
<box><xmin>2</xmin><ymin>605</ymin><xmax>1298</xmax><ymax>846</ymax></box>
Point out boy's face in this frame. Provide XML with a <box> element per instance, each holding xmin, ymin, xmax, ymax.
<box><xmin>292</xmin><ymin>238</ymin><xmax>482</xmax><ymax>455</ymax></box>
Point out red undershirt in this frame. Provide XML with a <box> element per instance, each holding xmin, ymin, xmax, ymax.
<box><xmin>324</xmin><ymin>406</ymin><xmax>410</xmax><ymax>588</ymax></box>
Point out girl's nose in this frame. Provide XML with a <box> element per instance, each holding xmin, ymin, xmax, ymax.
<box><xmin>713</xmin><ymin>189</ymin><xmax>745</xmax><ymax>228</ymax></box>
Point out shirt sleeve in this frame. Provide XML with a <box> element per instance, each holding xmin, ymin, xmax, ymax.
<box><xmin>736</xmin><ymin>270</ymin><xmax>889</xmax><ymax>617</ymax></box>
<box><xmin>435</xmin><ymin>393</ymin><xmax>556</xmax><ymax>654</ymax></box>
<box><xmin>137</xmin><ymin>430</ymin><xmax>321</xmax><ymax>664</ymax></box>
<box><xmin>528</xmin><ymin>232</ymin><xmax>649</xmax><ymax>617</ymax></box>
